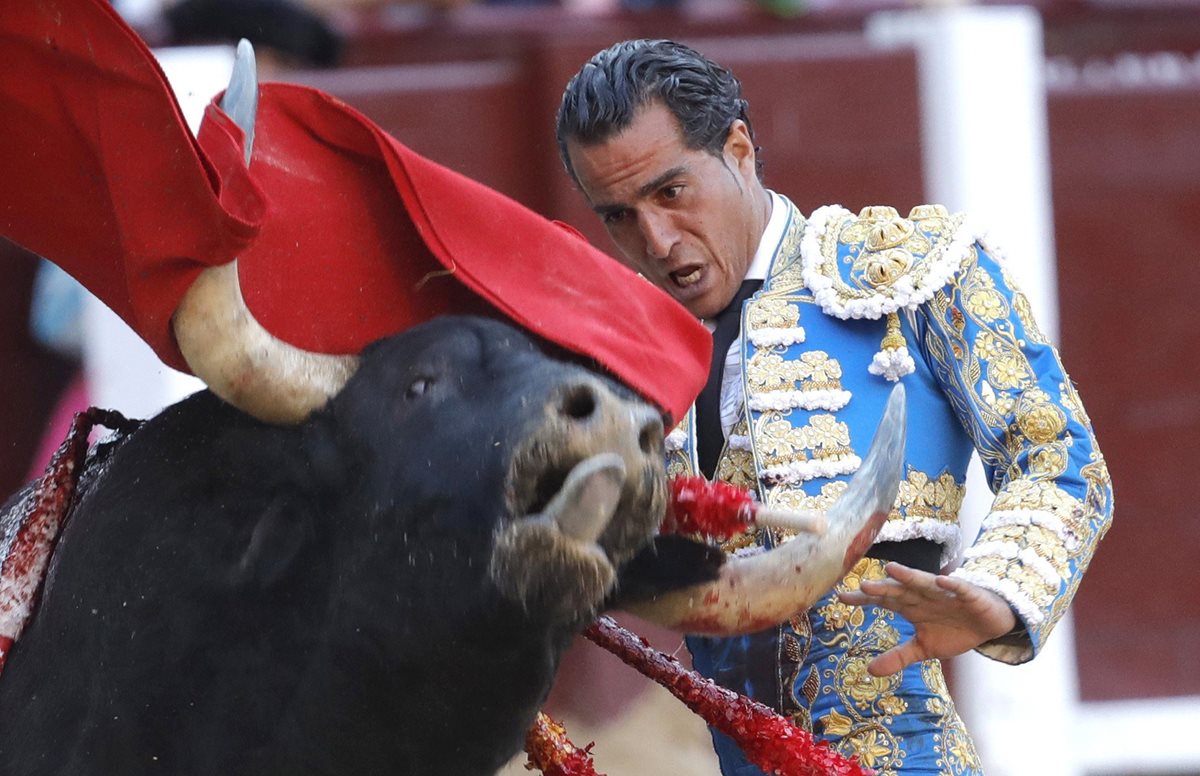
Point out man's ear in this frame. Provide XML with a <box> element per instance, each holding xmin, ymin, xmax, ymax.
<box><xmin>723</xmin><ymin>119</ymin><xmax>757</xmax><ymax>176</ymax></box>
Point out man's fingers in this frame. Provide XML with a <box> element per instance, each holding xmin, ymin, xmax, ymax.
<box><xmin>840</xmin><ymin>580</ymin><xmax>944</xmax><ymax>611</ymax></box>
<box><xmin>836</xmin><ymin>589</ymin><xmax>871</xmax><ymax>605</ymax></box>
<box><xmin>883</xmin><ymin>561</ymin><xmax>922</xmax><ymax>583</ymax></box>
<box><xmin>867</xmin><ymin>639</ymin><xmax>925</xmax><ymax>677</ymax></box>
<box><xmin>884</xmin><ymin>562</ymin><xmax>950</xmax><ymax>595</ymax></box>
<box><xmin>934</xmin><ymin>574</ymin><xmax>975</xmax><ymax>597</ymax></box>
<box><xmin>857</xmin><ymin>578</ymin><xmax>904</xmax><ymax>597</ymax></box>
<box><xmin>854</xmin><ymin>566</ymin><xmax>956</xmax><ymax>606</ymax></box>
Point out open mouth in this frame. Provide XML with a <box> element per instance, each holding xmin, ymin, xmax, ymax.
<box><xmin>523</xmin><ymin>461</ymin><xmax>571</xmax><ymax>517</ymax></box>
<box><xmin>491</xmin><ymin>452</ymin><xmax>630</xmax><ymax>620</ymax></box>
<box><xmin>508</xmin><ymin>448</ymin><xmax>629</xmax><ymax>548</ymax></box>
<box><xmin>669</xmin><ymin>264</ymin><xmax>704</xmax><ymax>289</ymax></box>
<box><xmin>509</xmin><ymin>442</ymin><xmax>578</xmax><ymax>518</ymax></box>
<box><xmin>510</xmin><ymin>444</ymin><xmax>626</xmax><ymax>518</ymax></box>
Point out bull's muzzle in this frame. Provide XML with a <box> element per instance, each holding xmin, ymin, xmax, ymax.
<box><xmin>490</xmin><ymin>376</ymin><xmax>666</xmax><ymax>622</ymax></box>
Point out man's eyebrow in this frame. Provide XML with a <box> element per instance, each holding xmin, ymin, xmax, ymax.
<box><xmin>638</xmin><ymin>165</ymin><xmax>688</xmax><ymax>199</ymax></box>
<box><xmin>592</xmin><ymin>201</ymin><xmax>626</xmax><ymax>218</ymax></box>
<box><xmin>590</xmin><ymin>165</ymin><xmax>689</xmax><ymax>217</ymax></box>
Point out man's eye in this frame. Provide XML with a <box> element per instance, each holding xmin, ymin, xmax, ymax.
<box><xmin>603</xmin><ymin>210</ymin><xmax>628</xmax><ymax>225</ymax></box>
<box><xmin>662</xmin><ymin>185</ymin><xmax>683</xmax><ymax>200</ymax></box>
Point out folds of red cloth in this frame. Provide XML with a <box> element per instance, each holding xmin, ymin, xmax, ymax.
<box><xmin>0</xmin><ymin>0</ymin><xmax>709</xmax><ymax>423</ymax></box>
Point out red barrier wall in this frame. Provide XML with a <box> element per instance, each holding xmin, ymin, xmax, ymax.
<box><xmin>1049</xmin><ymin>80</ymin><xmax>1200</xmax><ymax>701</ymax></box>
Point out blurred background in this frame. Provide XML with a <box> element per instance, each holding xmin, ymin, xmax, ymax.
<box><xmin>1</xmin><ymin>0</ymin><xmax>1197</xmax><ymax>773</ymax></box>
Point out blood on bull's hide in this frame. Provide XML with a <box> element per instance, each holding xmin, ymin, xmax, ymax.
<box><xmin>0</xmin><ymin>316</ymin><xmax>690</xmax><ymax>776</ymax></box>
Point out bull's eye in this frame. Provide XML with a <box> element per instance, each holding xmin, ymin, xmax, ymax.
<box><xmin>406</xmin><ymin>377</ymin><xmax>434</xmax><ymax>399</ymax></box>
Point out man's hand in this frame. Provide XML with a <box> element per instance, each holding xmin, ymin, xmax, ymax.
<box><xmin>837</xmin><ymin>562</ymin><xmax>1018</xmax><ymax>677</ymax></box>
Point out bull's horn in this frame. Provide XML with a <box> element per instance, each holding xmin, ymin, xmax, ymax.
<box><xmin>224</xmin><ymin>39</ymin><xmax>258</xmax><ymax>165</ymax></box>
<box><xmin>625</xmin><ymin>383</ymin><xmax>907</xmax><ymax>634</ymax></box>
<box><xmin>172</xmin><ymin>40</ymin><xmax>358</xmax><ymax>424</ymax></box>
<box><xmin>174</xmin><ymin>263</ymin><xmax>359</xmax><ymax>424</ymax></box>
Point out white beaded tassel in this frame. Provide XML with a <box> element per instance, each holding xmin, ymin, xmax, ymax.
<box><xmin>868</xmin><ymin>311</ymin><xmax>915</xmax><ymax>382</ymax></box>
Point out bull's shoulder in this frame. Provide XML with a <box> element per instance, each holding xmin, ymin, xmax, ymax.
<box><xmin>120</xmin><ymin>390</ymin><xmax>308</xmax><ymax>481</ymax></box>
<box><xmin>797</xmin><ymin>204</ymin><xmax>980</xmax><ymax>320</ymax></box>
<box><xmin>58</xmin><ymin>390</ymin><xmax>326</xmax><ymax>576</ymax></box>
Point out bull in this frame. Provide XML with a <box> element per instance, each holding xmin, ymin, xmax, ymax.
<box><xmin>0</xmin><ymin>316</ymin><xmax>680</xmax><ymax>775</ymax></box>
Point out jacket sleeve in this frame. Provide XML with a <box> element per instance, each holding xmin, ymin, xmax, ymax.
<box><xmin>911</xmin><ymin>241</ymin><xmax>1113</xmax><ymax>664</ymax></box>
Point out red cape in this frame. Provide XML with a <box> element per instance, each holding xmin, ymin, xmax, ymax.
<box><xmin>0</xmin><ymin>0</ymin><xmax>709</xmax><ymax>422</ymax></box>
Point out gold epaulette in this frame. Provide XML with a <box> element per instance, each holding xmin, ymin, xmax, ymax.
<box><xmin>798</xmin><ymin>204</ymin><xmax>977</xmax><ymax>321</ymax></box>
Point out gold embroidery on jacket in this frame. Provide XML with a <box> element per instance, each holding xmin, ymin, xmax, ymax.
<box><xmin>665</xmin><ymin>414</ymin><xmax>694</xmax><ymax>479</ymax></box>
<box><xmin>1012</xmin><ymin>289</ymin><xmax>1050</xmax><ymax>345</ymax></box>
<box><xmin>781</xmin><ymin>614</ymin><xmax>816</xmax><ymax>732</ymax></box>
<box><xmin>763</xmin><ymin>215</ymin><xmax>807</xmax><ymax>294</ymax></box>
<box><xmin>917</xmin><ymin>241</ymin><xmax>1112</xmax><ymax>655</ymax></box>
<box><xmin>891</xmin><ymin>468</ymin><xmax>965</xmax><ymax>525</ymax></box>
<box><xmin>747</xmin><ymin>351</ymin><xmax>797</xmax><ymax>392</ymax></box>
<box><xmin>807</xmin><ymin>559</ymin><xmax>982</xmax><ymax>775</ymax></box>
<box><xmin>753</xmin><ymin>413</ymin><xmax>857</xmax><ymax>475</ymax></box>
<box><xmin>812</xmin><ymin>206</ymin><xmax>966</xmax><ymax>304</ymax></box>
<box><xmin>921</xmin><ymin>661</ymin><xmax>983</xmax><ymax>774</ymax></box>
<box><xmin>1081</xmin><ymin>455</ymin><xmax>1113</xmax><ymax>530</ymax></box>
<box><xmin>746</xmin><ymin>350</ymin><xmax>845</xmax><ymax>394</ymax></box>
<box><xmin>716</xmin><ymin>418</ymin><xmax>758</xmax><ymax>505</ymax></box>
<box><xmin>748</xmin><ymin>298</ymin><xmax>802</xmax><ymax>330</ymax></box>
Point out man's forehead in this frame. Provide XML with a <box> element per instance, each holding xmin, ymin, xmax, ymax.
<box><xmin>568</xmin><ymin>107</ymin><xmax>694</xmax><ymax>205</ymax></box>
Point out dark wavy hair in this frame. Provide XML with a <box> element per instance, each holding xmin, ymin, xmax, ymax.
<box><xmin>556</xmin><ymin>39</ymin><xmax>758</xmax><ymax>185</ymax></box>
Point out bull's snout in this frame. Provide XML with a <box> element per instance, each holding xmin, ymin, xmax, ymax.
<box><xmin>553</xmin><ymin>380</ymin><xmax>664</xmax><ymax>463</ymax></box>
<box><xmin>530</xmin><ymin>375</ymin><xmax>668</xmax><ymax>568</ymax></box>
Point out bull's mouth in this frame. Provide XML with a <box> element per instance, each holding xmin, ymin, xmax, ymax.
<box><xmin>509</xmin><ymin>441</ymin><xmax>567</xmax><ymax>519</ymax></box>
<box><xmin>491</xmin><ymin>452</ymin><xmax>632</xmax><ymax>622</ymax></box>
<box><xmin>521</xmin><ymin>463</ymin><xmax>570</xmax><ymax>518</ymax></box>
<box><xmin>506</xmin><ymin>436</ymin><xmax>662</xmax><ymax>564</ymax></box>
<box><xmin>509</xmin><ymin>452</ymin><xmax>627</xmax><ymax>548</ymax></box>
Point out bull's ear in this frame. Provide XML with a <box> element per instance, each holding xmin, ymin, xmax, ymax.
<box><xmin>606</xmin><ymin>536</ymin><xmax>725</xmax><ymax>609</ymax></box>
<box><xmin>230</xmin><ymin>500</ymin><xmax>314</xmax><ymax>590</ymax></box>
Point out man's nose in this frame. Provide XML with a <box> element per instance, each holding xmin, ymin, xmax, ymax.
<box><xmin>639</xmin><ymin>211</ymin><xmax>678</xmax><ymax>261</ymax></box>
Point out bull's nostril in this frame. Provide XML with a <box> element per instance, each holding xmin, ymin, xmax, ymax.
<box><xmin>561</xmin><ymin>385</ymin><xmax>597</xmax><ymax>421</ymax></box>
<box><xmin>638</xmin><ymin>418</ymin><xmax>663</xmax><ymax>454</ymax></box>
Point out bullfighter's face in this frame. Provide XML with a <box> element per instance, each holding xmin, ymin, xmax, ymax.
<box><xmin>566</xmin><ymin>101</ymin><xmax>768</xmax><ymax>320</ymax></box>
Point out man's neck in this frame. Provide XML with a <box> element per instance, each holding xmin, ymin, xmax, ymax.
<box><xmin>748</xmin><ymin>183</ymin><xmax>772</xmax><ymax>265</ymax></box>
<box><xmin>744</xmin><ymin>189</ymin><xmax>787</xmax><ymax>282</ymax></box>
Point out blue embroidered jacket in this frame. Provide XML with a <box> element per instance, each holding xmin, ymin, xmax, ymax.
<box><xmin>664</xmin><ymin>196</ymin><xmax>1112</xmax><ymax>665</ymax></box>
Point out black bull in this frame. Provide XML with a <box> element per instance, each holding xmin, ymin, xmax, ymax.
<box><xmin>0</xmin><ymin>316</ymin><xmax>719</xmax><ymax>776</ymax></box>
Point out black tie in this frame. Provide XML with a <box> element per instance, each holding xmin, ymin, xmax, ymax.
<box><xmin>696</xmin><ymin>279</ymin><xmax>763</xmax><ymax>478</ymax></box>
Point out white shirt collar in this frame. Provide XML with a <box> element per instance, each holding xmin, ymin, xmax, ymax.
<box><xmin>745</xmin><ymin>190</ymin><xmax>787</xmax><ymax>281</ymax></box>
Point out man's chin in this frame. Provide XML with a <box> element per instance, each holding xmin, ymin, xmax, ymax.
<box><xmin>679</xmin><ymin>291</ymin><xmax>728</xmax><ymax>321</ymax></box>
<box><xmin>669</xmin><ymin>280</ymin><xmax>721</xmax><ymax>319</ymax></box>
